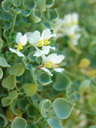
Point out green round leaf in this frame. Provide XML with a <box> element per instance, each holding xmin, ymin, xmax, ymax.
<box><xmin>39</xmin><ymin>99</ymin><xmax>52</xmax><ymax>117</ymax></box>
<box><xmin>47</xmin><ymin>117</ymin><xmax>62</xmax><ymax>128</ymax></box>
<box><xmin>53</xmin><ymin>98</ymin><xmax>73</xmax><ymax>119</ymax></box>
<box><xmin>46</xmin><ymin>0</ymin><xmax>54</xmax><ymax>8</ymax></box>
<box><xmin>17</xmin><ymin>98</ymin><xmax>29</xmax><ymax>111</ymax></box>
<box><xmin>0</xmin><ymin>68</ymin><xmax>3</xmax><ymax>79</ymax></box>
<box><xmin>21</xmin><ymin>9</ymin><xmax>31</xmax><ymax>17</ymax></box>
<box><xmin>26</xmin><ymin>104</ymin><xmax>38</xmax><ymax>117</ymax></box>
<box><xmin>9</xmin><ymin>63</ymin><xmax>25</xmax><ymax>76</ymax></box>
<box><xmin>49</xmin><ymin>9</ymin><xmax>58</xmax><ymax>21</ymax></box>
<box><xmin>23</xmin><ymin>83</ymin><xmax>37</xmax><ymax>96</ymax></box>
<box><xmin>38</xmin><ymin>72</ymin><xmax>52</xmax><ymax>86</ymax></box>
<box><xmin>28</xmin><ymin>51</ymin><xmax>36</xmax><ymax>62</ymax></box>
<box><xmin>0</xmin><ymin>57</ymin><xmax>10</xmax><ymax>67</ymax></box>
<box><xmin>0</xmin><ymin>114</ymin><xmax>8</xmax><ymax>127</ymax></box>
<box><xmin>23</xmin><ymin>0</ymin><xmax>35</xmax><ymax>10</ymax></box>
<box><xmin>1</xmin><ymin>97</ymin><xmax>12</xmax><ymax>107</ymax></box>
<box><xmin>12</xmin><ymin>0</ymin><xmax>22</xmax><ymax>7</ymax></box>
<box><xmin>2</xmin><ymin>75</ymin><xmax>16</xmax><ymax>90</ymax></box>
<box><xmin>8</xmin><ymin>90</ymin><xmax>18</xmax><ymax>99</ymax></box>
<box><xmin>2</xmin><ymin>0</ymin><xmax>12</xmax><ymax>12</ymax></box>
<box><xmin>11</xmin><ymin>117</ymin><xmax>27</xmax><ymax>128</ymax></box>
<box><xmin>31</xmin><ymin>9</ymin><xmax>41</xmax><ymax>23</ymax></box>
<box><xmin>53</xmin><ymin>74</ymin><xmax>70</xmax><ymax>91</ymax></box>
<box><xmin>37</xmin><ymin>0</ymin><xmax>46</xmax><ymax>12</ymax></box>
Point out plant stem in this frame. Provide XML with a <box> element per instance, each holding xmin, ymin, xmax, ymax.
<box><xmin>68</xmin><ymin>42</ymin><xmax>81</xmax><ymax>54</ymax></box>
<box><xmin>30</xmin><ymin>68</ymin><xmax>37</xmax><ymax>84</ymax></box>
<box><xmin>35</xmin><ymin>116</ymin><xmax>43</xmax><ymax>125</ymax></box>
<box><xmin>10</xmin><ymin>13</ymin><xmax>17</xmax><ymax>34</ymax></box>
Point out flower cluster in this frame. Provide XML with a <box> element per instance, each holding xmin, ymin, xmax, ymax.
<box><xmin>9</xmin><ymin>29</ymin><xmax>64</xmax><ymax>76</ymax></box>
<box><xmin>54</xmin><ymin>13</ymin><xmax>81</xmax><ymax>46</ymax></box>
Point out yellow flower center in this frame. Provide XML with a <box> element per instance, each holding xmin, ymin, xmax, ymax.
<box><xmin>37</xmin><ymin>40</ymin><xmax>43</xmax><ymax>47</ymax></box>
<box><xmin>53</xmin><ymin>64</ymin><xmax>58</xmax><ymax>68</ymax></box>
<box><xmin>66</xmin><ymin>22</ymin><xmax>71</xmax><ymax>27</ymax></box>
<box><xmin>70</xmin><ymin>34</ymin><xmax>75</xmax><ymax>38</ymax></box>
<box><xmin>44</xmin><ymin>39</ymin><xmax>50</xmax><ymax>45</ymax></box>
<box><xmin>45</xmin><ymin>62</ymin><xmax>52</xmax><ymax>68</ymax></box>
<box><xmin>74</xmin><ymin>21</ymin><xmax>78</xmax><ymax>25</ymax></box>
<box><xmin>16</xmin><ymin>44</ymin><xmax>23</xmax><ymax>51</ymax></box>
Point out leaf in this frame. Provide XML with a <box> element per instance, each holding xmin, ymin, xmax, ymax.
<box><xmin>11</xmin><ymin>117</ymin><xmax>27</xmax><ymax>128</ymax></box>
<box><xmin>8</xmin><ymin>90</ymin><xmax>18</xmax><ymax>100</ymax></box>
<box><xmin>37</xmin><ymin>0</ymin><xmax>46</xmax><ymax>12</ymax></box>
<box><xmin>23</xmin><ymin>0</ymin><xmax>35</xmax><ymax>10</ymax></box>
<box><xmin>0</xmin><ymin>114</ymin><xmax>8</xmax><ymax>127</ymax></box>
<box><xmin>53</xmin><ymin>74</ymin><xmax>70</xmax><ymax>91</ymax></box>
<box><xmin>38</xmin><ymin>72</ymin><xmax>52</xmax><ymax>86</ymax></box>
<box><xmin>9</xmin><ymin>63</ymin><xmax>25</xmax><ymax>76</ymax></box>
<box><xmin>0</xmin><ymin>67</ymin><xmax>3</xmax><ymax>79</ymax></box>
<box><xmin>23</xmin><ymin>83</ymin><xmax>37</xmax><ymax>96</ymax></box>
<box><xmin>53</xmin><ymin>98</ymin><xmax>73</xmax><ymax>119</ymax></box>
<box><xmin>12</xmin><ymin>0</ymin><xmax>22</xmax><ymax>7</ymax></box>
<box><xmin>47</xmin><ymin>117</ymin><xmax>62</xmax><ymax>128</ymax></box>
<box><xmin>26</xmin><ymin>104</ymin><xmax>38</xmax><ymax>117</ymax></box>
<box><xmin>39</xmin><ymin>99</ymin><xmax>52</xmax><ymax>117</ymax></box>
<box><xmin>2</xmin><ymin>0</ymin><xmax>12</xmax><ymax>12</ymax></box>
<box><xmin>1</xmin><ymin>97</ymin><xmax>12</xmax><ymax>107</ymax></box>
<box><xmin>46</xmin><ymin>0</ymin><xmax>54</xmax><ymax>8</ymax></box>
<box><xmin>0</xmin><ymin>57</ymin><xmax>10</xmax><ymax>67</ymax></box>
<box><xmin>2</xmin><ymin>75</ymin><xmax>16</xmax><ymax>90</ymax></box>
<box><xmin>0</xmin><ymin>38</ymin><xmax>3</xmax><ymax>49</ymax></box>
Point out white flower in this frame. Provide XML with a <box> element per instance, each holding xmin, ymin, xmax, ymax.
<box><xmin>41</xmin><ymin>53</ymin><xmax>65</xmax><ymax>76</ymax></box>
<box><xmin>27</xmin><ymin>29</ymin><xmax>56</xmax><ymax>47</ymax></box>
<box><xmin>9</xmin><ymin>48</ymin><xmax>24</xmax><ymax>57</ymax></box>
<box><xmin>9</xmin><ymin>32</ymin><xmax>27</xmax><ymax>57</ymax></box>
<box><xmin>63</xmin><ymin>14</ymin><xmax>72</xmax><ymax>26</ymax></box>
<box><xmin>72</xmin><ymin>13</ymin><xmax>79</xmax><ymax>25</ymax></box>
<box><xmin>33</xmin><ymin>46</ymin><xmax>55</xmax><ymax>57</ymax></box>
<box><xmin>63</xmin><ymin>13</ymin><xmax>79</xmax><ymax>26</ymax></box>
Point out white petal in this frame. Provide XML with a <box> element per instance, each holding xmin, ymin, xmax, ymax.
<box><xmin>41</xmin><ymin>67</ymin><xmax>53</xmax><ymax>76</ymax></box>
<box><xmin>54</xmin><ymin>68</ymin><xmax>64</xmax><ymax>73</ymax></box>
<box><xmin>16</xmin><ymin>32</ymin><xmax>22</xmax><ymax>43</ymax></box>
<box><xmin>27</xmin><ymin>31</ymin><xmax>41</xmax><ymax>44</ymax></box>
<box><xmin>72</xmin><ymin>13</ymin><xmax>78</xmax><ymax>23</ymax></box>
<box><xmin>42</xmin><ymin>29</ymin><xmax>56</xmax><ymax>40</ymax></box>
<box><xmin>33</xmin><ymin>51</ymin><xmax>42</xmax><ymax>57</ymax></box>
<box><xmin>20</xmin><ymin>34</ymin><xmax>27</xmax><ymax>46</ymax></box>
<box><xmin>16</xmin><ymin>51</ymin><xmax>25</xmax><ymax>57</ymax></box>
<box><xmin>42</xmin><ymin>46</ymin><xmax>55</xmax><ymax>55</ymax></box>
<box><xmin>46</xmin><ymin>53</ymin><xmax>58</xmax><ymax>63</ymax></box>
<box><xmin>46</xmin><ymin>53</ymin><xmax>65</xmax><ymax>64</ymax></box>
<box><xmin>56</xmin><ymin>55</ymin><xmax>65</xmax><ymax>63</ymax></box>
<box><xmin>9</xmin><ymin>47</ymin><xmax>24</xmax><ymax>57</ymax></box>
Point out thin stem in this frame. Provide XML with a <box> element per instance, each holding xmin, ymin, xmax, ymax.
<box><xmin>68</xmin><ymin>42</ymin><xmax>81</xmax><ymax>54</ymax></box>
<box><xmin>10</xmin><ymin>13</ymin><xmax>17</xmax><ymax>34</ymax></box>
<box><xmin>35</xmin><ymin>116</ymin><xmax>43</xmax><ymax>125</ymax></box>
<box><xmin>30</xmin><ymin>68</ymin><xmax>37</xmax><ymax>84</ymax></box>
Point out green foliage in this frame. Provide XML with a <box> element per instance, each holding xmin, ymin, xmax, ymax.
<box><xmin>0</xmin><ymin>57</ymin><xmax>10</xmax><ymax>67</ymax></box>
<box><xmin>9</xmin><ymin>63</ymin><xmax>25</xmax><ymax>76</ymax></box>
<box><xmin>47</xmin><ymin>117</ymin><xmax>62</xmax><ymax>128</ymax></box>
<box><xmin>53</xmin><ymin>98</ymin><xmax>73</xmax><ymax>119</ymax></box>
<box><xmin>0</xmin><ymin>0</ymin><xmax>96</xmax><ymax>127</ymax></box>
<box><xmin>38</xmin><ymin>72</ymin><xmax>52</xmax><ymax>86</ymax></box>
<box><xmin>23</xmin><ymin>83</ymin><xmax>37</xmax><ymax>96</ymax></box>
<box><xmin>2</xmin><ymin>75</ymin><xmax>16</xmax><ymax>90</ymax></box>
<box><xmin>11</xmin><ymin>117</ymin><xmax>27</xmax><ymax>128</ymax></box>
<box><xmin>53</xmin><ymin>74</ymin><xmax>70</xmax><ymax>91</ymax></box>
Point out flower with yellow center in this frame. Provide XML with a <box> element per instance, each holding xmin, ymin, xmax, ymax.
<box><xmin>9</xmin><ymin>32</ymin><xmax>27</xmax><ymax>57</ymax></box>
<box><xmin>41</xmin><ymin>53</ymin><xmax>65</xmax><ymax>76</ymax></box>
<box><xmin>26</xmin><ymin>29</ymin><xmax>56</xmax><ymax>48</ymax></box>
